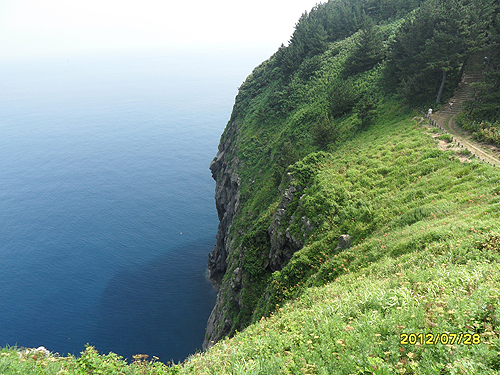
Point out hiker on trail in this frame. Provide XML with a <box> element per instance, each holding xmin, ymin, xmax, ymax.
<box><xmin>483</xmin><ymin>56</ymin><xmax>488</xmax><ymax>68</ymax></box>
<box><xmin>449</xmin><ymin>101</ymin><xmax>454</xmax><ymax>111</ymax></box>
<box><xmin>428</xmin><ymin>108</ymin><xmax>433</xmax><ymax>117</ymax></box>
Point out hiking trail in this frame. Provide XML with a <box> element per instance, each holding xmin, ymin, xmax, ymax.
<box><xmin>429</xmin><ymin>56</ymin><xmax>500</xmax><ymax>167</ymax></box>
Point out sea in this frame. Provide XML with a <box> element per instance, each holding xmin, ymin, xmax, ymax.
<box><xmin>0</xmin><ymin>46</ymin><xmax>271</xmax><ymax>362</ymax></box>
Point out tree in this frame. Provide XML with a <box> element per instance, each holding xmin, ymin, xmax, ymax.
<box><xmin>276</xmin><ymin>11</ymin><xmax>328</xmax><ymax>79</ymax></box>
<box><xmin>289</xmin><ymin>11</ymin><xmax>328</xmax><ymax>59</ymax></box>
<box><xmin>311</xmin><ymin>114</ymin><xmax>336</xmax><ymax>149</ymax></box>
<box><xmin>355</xmin><ymin>93</ymin><xmax>379</xmax><ymax>129</ymax></box>
<box><xmin>344</xmin><ymin>17</ymin><xmax>385</xmax><ymax>76</ymax></box>
<box><xmin>327</xmin><ymin>79</ymin><xmax>360</xmax><ymax>118</ymax></box>
<box><xmin>386</xmin><ymin>0</ymin><xmax>472</xmax><ymax>105</ymax></box>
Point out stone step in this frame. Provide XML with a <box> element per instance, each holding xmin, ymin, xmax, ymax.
<box><xmin>440</xmin><ymin>65</ymin><xmax>483</xmax><ymax>115</ymax></box>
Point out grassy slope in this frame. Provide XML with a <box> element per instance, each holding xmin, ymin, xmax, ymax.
<box><xmin>3</xmin><ymin>108</ymin><xmax>499</xmax><ymax>375</ymax></box>
<box><xmin>183</xmin><ymin>110</ymin><xmax>500</xmax><ymax>374</ymax></box>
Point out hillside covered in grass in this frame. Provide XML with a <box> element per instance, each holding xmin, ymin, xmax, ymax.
<box><xmin>2</xmin><ymin>0</ymin><xmax>500</xmax><ymax>373</ymax></box>
<box><xmin>203</xmin><ymin>0</ymin><xmax>500</xmax><ymax>350</ymax></box>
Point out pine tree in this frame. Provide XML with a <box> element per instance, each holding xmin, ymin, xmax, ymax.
<box><xmin>344</xmin><ymin>17</ymin><xmax>385</xmax><ymax>75</ymax></box>
<box><xmin>386</xmin><ymin>0</ymin><xmax>472</xmax><ymax>104</ymax></box>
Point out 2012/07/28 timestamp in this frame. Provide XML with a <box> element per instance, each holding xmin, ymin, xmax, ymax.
<box><xmin>400</xmin><ymin>333</ymin><xmax>481</xmax><ymax>345</ymax></box>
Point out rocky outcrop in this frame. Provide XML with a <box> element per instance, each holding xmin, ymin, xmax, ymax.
<box><xmin>204</xmin><ymin>120</ymin><xmax>241</xmax><ymax>350</ymax></box>
<box><xmin>19</xmin><ymin>346</ymin><xmax>50</xmax><ymax>359</ymax></box>
<box><xmin>268</xmin><ymin>178</ymin><xmax>304</xmax><ymax>271</ymax></box>
<box><xmin>204</xmin><ymin>141</ymin><xmax>315</xmax><ymax>350</ymax></box>
<box><xmin>335</xmin><ymin>234</ymin><xmax>351</xmax><ymax>250</ymax></box>
<box><xmin>267</xmin><ymin>174</ymin><xmax>315</xmax><ymax>271</ymax></box>
<box><xmin>207</xmin><ymin>121</ymin><xmax>240</xmax><ymax>287</ymax></box>
<box><xmin>203</xmin><ymin>288</ymin><xmax>233</xmax><ymax>350</ymax></box>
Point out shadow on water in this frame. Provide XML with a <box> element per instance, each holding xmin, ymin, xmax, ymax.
<box><xmin>90</xmin><ymin>238</ymin><xmax>217</xmax><ymax>363</ymax></box>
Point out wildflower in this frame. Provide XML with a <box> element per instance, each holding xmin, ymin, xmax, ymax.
<box><xmin>406</xmin><ymin>352</ymin><xmax>416</xmax><ymax>359</ymax></box>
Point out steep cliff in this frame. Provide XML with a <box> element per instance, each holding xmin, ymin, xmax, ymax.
<box><xmin>203</xmin><ymin>152</ymin><xmax>315</xmax><ymax>348</ymax></box>
<box><xmin>202</xmin><ymin>0</ymin><xmax>500</xmax><ymax>350</ymax></box>
<box><xmin>206</xmin><ymin>120</ymin><xmax>241</xmax><ymax>287</ymax></box>
<box><xmin>203</xmin><ymin>119</ymin><xmax>242</xmax><ymax>349</ymax></box>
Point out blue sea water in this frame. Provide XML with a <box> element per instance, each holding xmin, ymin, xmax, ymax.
<box><xmin>0</xmin><ymin>47</ymin><xmax>267</xmax><ymax>362</ymax></box>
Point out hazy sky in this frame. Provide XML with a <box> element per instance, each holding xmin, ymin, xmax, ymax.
<box><xmin>0</xmin><ymin>0</ymin><xmax>322</xmax><ymax>59</ymax></box>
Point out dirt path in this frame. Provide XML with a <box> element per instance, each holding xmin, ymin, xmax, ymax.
<box><xmin>432</xmin><ymin>112</ymin><xmax>500</xmax><ymax>166</ymax></box>
<box><xmin>427</xmin><ymin>64</ymin><xmax>500</xmax><ymax>167</ymax></box>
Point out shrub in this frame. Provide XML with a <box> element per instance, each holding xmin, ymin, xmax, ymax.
<box><xmin>438</xmin><ymin>134</ymin><xmax>453</xmax><ymax>143</ymax></box>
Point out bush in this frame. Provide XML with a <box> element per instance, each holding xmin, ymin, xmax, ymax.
<box><xmin>438</xmin><ymin>134</ymin><xmax>453</xmax><ymax>143</ymax></box>
<box><xmin>327</xmin><ymin>79</ymin><xmax>361</xmax><ymax>118</ymax></box>
<box><xmin>311</xmin><ymin>115</ymin><xmax>337</xmax><ymax>148</ymax></box>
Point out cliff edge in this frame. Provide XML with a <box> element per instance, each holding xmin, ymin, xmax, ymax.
<box><xmin>203</xmin><ymin>119</ymin><xmax>241</xmax><ymax>349</ymax></box>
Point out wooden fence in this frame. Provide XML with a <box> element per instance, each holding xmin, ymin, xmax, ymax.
<box><xmin>419</xmin><ymin>110</ymin><xmax>497</xmax><ymax>167</ymax></box>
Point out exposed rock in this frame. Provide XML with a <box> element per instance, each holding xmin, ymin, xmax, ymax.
<box><xmin>207</xmin><ymin>121</ymin><xmax>240</xmax><ymax>287</ymax></box>
<box><xmin>204</xmin><ymin>120</ymin><xmax>242</xmax><ymax>350</ymax></box>
<box><xmin>283</xmin><ymin>185</ymin><xmax>296</xmax><ymax>203</ymax></box>
<box><xmin>230</xmin><ymin>267</ymin><xmax>242</xmax><ymax>291</ymax></box>
<box><xmin>301</xmin><ymin>216</ymin><xmax>314</xmax><ymax>232</ymax></box>
<box><xmin>267</xmin><ymin>181</ymin><xmax>310</xmax><ymax>272</ymax></box>
<box><xmin>203</xmin><ymin>125</ymin><xmax>317</xmax><ymax>350</ymax></box>
<box><xmin>203</xmin><ymin>290</ymin><xmax>233</xmax><ymax>350</ymax></box>
<box><xmin>20</xmin><ymin>346</ymin><xmax>50</xmax><ymax>358</ymax></box>
<box><xmin>335</xmin><ymin>234</ymin><xmax>351</xmax><ymax>250</ymax></box>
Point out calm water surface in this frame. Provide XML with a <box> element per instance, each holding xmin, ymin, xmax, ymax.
<box><xmin>0</xmin><ymin>48</ymin><xmax>264</xmax><ymax>361</ymax></box>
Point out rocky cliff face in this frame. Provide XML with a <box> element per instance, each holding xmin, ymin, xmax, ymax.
<box><xmin>203</xmin><ymin>131</ymin><xmax>315</xmax><ymax>348</ymax></box>
<box><xmin>206</xmin><ymin>120</ymin><xmax>241</xmax><ymax>286</ymax></box>
<box><xmin>267</xmin><ymin>174</ymin><xmax>315</xmax><ymax>271</ymax></box>
<box><xmin>203</xmin><ymin>119</ymin><xmax>241</xmax><ymax>349</ymax></box>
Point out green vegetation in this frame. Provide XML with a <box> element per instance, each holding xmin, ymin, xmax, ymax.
<box><xmin>452</xmin><ymin>1</ymin><xmax>500</xmax><ymax>146</ymax></box>
<box><xmin>457</xmin><ymin>114</ymin><xmax>500</xmax><ymax>146</ymax></box>
<box><xmin>213</xmin><ymin>0</ymin><xmax>500</xmax><ymax>342</ymax></box>
<box><xmin>254</xmin><ymin>111</ymin><xmax>500</xmax><ymax>322</ymax></box>
<box><xmin>3</xmin><ymin>0</ymin><xmax>500</xmax><ymax>373</ymax></box>
<box><xmin>186</xmin><ymin>260</ymin><xmax>500</xmax><ymax>374</ymax></box>
<box><xmin>0</xmin><ymin>345</ymin><xmax>181</xmax><ymax>374</ymax></box>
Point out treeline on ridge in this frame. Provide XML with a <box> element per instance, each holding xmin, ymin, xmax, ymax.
<box><xmin>236</xmin><ymin>0</ymin><xmax>499</xmax><ymax>119</ymax></box>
